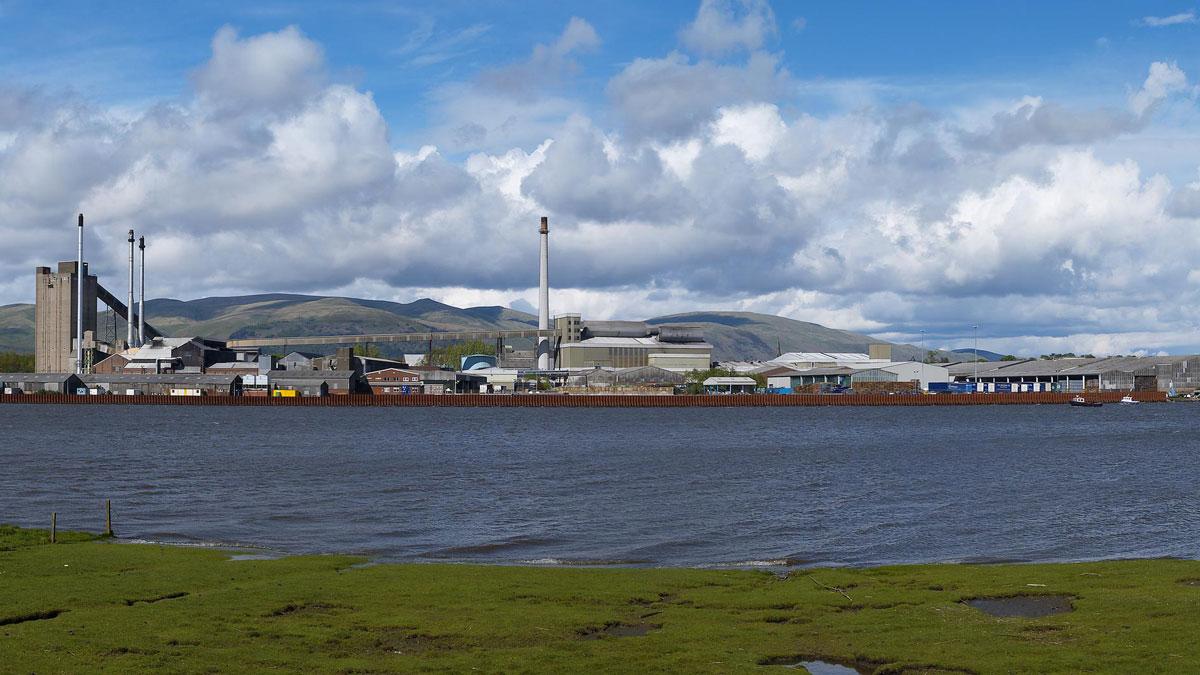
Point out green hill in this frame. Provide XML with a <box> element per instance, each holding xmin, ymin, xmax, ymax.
<box><xmin>0</xmin><ymin>303</ymin><xmax>36</xmax><ymax>353</ymax></box>
<box><xmin>0</xmin><ymin>295</ymin><xmax>950</xmax><ymax>363</ymax></box>
<box><xmin>646</xmin><ymin>311</ymin><xmax>946</xmax><ymax>362</ymax></box>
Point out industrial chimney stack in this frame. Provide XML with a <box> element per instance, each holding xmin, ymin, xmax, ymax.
<box><xmin>138</xmin><ymin>236</ymin><xmax>145</xmax><ymax>346</ymax></box>
<box><xmin>76</xmin><ymin>214</ymin><xmax>84</xmax><ymax>375</ymax></box>
<box><xmin>127</xmin><ymin>229</ymin><xmax>135</xmax><ymax>349</ymax></box>
<box><xmin>537</xmin><ymin>216</ymin><xmax>550</xmax><ymax>370</ymax></box>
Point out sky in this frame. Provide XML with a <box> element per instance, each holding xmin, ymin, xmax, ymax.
<box><xmin>2</xmin><ymin>0</ymin><xmax>1200</xmax><ymax>355</ymax></box>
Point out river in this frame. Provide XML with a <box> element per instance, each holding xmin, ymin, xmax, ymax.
<box><xmin>1</xmin><ymin>404</ymin><xmax>1195</xmax><ymax>567</ymax></box>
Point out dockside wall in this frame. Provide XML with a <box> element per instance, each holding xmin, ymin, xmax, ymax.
<box><xmin>0</xmin><ymin>391</ymin><xmax>1166</xmax><ymax>407</ymax></box>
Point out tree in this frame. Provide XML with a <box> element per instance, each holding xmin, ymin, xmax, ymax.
<box><xmin>682</xmin><ymin>367</ymin><xmax>763</xmax><ymax>394</ymax></box>
<box><xmin>999</xmin><ymin>354</ymin><xmax>1019</xmax><ymax>361</ymax></box>
<box><xmin>0</xmin><ymin>352</ymin><xmax>34</xmax><ymax>373</ymax></box>
<box><xmin>355</xmin><ymin>343</ymin><xmax>383</xmax><ymax>358</ymax></box>
<box><xmin>426</xmin><ymin>340</ymin><xmax>496</xmax><ymax>369</ymax></box>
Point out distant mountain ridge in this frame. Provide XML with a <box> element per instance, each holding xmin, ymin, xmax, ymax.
<box><xmin>646</xmin><ymin>311</ymin><xmax>941</xmax><ymax>362</ymax></box>
<box><xmin>0</xmin><ymin>294</ymin><xmax>948</xmax><ymax>362</ymax></box>
<box><xmin>950</xmin><ymin>348</ymin><xmax>1009</xmax><ymax>362</ymax></box>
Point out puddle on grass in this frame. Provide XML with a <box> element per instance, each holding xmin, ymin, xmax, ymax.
<box><xmin>965</xmin><ymin>595</ymin><xmax>1073</xmax><ymax>618</ymax></box>
<box><xmin>792</xmin><ymin>661</ymin><xmax>863</xmax><ymax>674</ymax></box>
<box><xmin>758</xmin><ymin>656</ymin><xmax>868</xmax><ymax>673</ymax></box>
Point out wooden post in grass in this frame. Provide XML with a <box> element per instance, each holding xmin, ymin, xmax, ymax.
<box><xmin>105</xmin><ymin>499</ymin><xmax>113</xmax><ymax>537</ymax></box>
<box><xmin>51</xmin><ymin>512</ymin><xmax>56</xmax><ymax>544</ymax></box>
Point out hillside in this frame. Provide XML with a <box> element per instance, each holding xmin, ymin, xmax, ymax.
<box><xmin>0</xmin><ymin>303</ymin><xmax>36</xmax><ymax>353</ymax></box>
<box><xmin>951</xmin><ymin>348</ymin><xmax>1009</xmax><ymax>362</ymax></box>
<box><xmin>647</xmin><ymin>311</ymin><xmax>946</xmax><ymax>362</ymax></box>
<box><xmin>0</xmin><ymin>295</ymin><xmax>951</xmax><ymax>363</ymax></box>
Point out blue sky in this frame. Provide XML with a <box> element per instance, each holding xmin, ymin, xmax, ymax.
<box><xmin>2</xmin><ymin>1</ymin><xmax>1200</xmax><ymax>355</ymax></box>
<box><xmin>4</xmin><ymin>1</ymin><xmax>1195</xmax><ymax>138</ymax></box>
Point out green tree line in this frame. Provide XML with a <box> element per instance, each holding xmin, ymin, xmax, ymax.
<box><xmin>0</xmin><ymin>352</ymin><xmax>34</xmax><ymax>373</ymax></box>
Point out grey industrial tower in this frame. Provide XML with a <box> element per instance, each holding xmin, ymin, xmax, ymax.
<box><xmin>34</xmin><ymin>262</ymin><xmax>98</xmax><ymax>373</ymax></box>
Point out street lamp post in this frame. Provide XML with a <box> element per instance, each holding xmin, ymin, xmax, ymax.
<box><xmin>973</xmin><ymin>325</ymin><xmax>979</xmax><ymax>392</ymax></box>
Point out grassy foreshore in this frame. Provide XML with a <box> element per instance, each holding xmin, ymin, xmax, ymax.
<box><xmin>2</xmin><ymin>526</ymin><xmax>1197</xmax><ymax>673</ymax></box>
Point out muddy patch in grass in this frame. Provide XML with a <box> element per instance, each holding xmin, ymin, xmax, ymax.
<box><xmin>124</xmin><ymin>591</ymin><xmax>188</xmax><ymax>606</ymax></box>
<box><xmin>267</xmin><ymin>602</ymin><xmax>348</xmax><ymax>617</ymax></box>
<box><xmin>369</xmin><ymin>628</ymin><xmax>457</xmax><ymax>655</ymax></box>
<box><xmin>964</xmin><ymin>594</ymin><xmax>1073</xmax><ymax>618</ymax></box>
<box><xmin>1177</xmin><ymin>578</ymin><xmax>1200</xmax><ymax>587</ymax></box>
<box><xmin>103</xmin><ymin>646</ymin><xmax>160</xmax><ymax>657</ymax></box>
<box><xmin>577</xmin><ymin>621</ymin><xmax>661</xmax><ymax>639</ymax></box>
<box><xmin>0</xmin><ymin>609</ymin><xmax>66</xmax><ymax>626</ymax></box>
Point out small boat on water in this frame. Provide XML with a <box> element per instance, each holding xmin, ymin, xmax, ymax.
<box><xmin>1119</xmin><ymin>395</ymin><xmax>1140</xmax><ymax>405</ymax></box>
<box><xmin>1070</xmin><ymin>396</ymin><xmax>1103</xmax><ymax>408</ymax></box>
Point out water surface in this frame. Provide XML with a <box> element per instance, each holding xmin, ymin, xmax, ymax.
<box><xmin>1</xmin><ymin>404</ymin><xmax>1195</xmax><ymax>567</ymax></box>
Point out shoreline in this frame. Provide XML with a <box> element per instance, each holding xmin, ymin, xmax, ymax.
<box><xmin>117</xmin><ymin>530</ymin><xmax>1185</xmax><ymax>566</ymax></box>
<box><xmin>0</xmin><ymin>390</ymin><xmax>1167</xmax><ymax>407</ymax></box>
<box><xmin>3</xmin><ymin>524</ymin><xmax>1198</xmax><ymax>672</ymax></box>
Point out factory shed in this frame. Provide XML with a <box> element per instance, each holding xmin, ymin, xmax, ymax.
<box><xmin>567</xmin><ymin>367</ymin><xmax>617</xmax><ymax>388</ymax></box>
<box><xmin>460</xmin><ymin>367</ymin><xmax>520</xmax><ymax>392</ymax></box>
<box><xmin>122</xmin><ymin>337</ymin><xmax>232</xmax><ymax>373</ymax></box>
<box><xmin>717</xmin><ymin>361</ymin><xmax>771</xmax><ymax>373</ymax></box>
<box><xmin>269</xmin><ymin>370</ymin><xmax>359</xmax><ymax>396</ymax></box>
<box><xmin>278</xmin><ymin>351</ymin><xmax>323</xmax><ymax>371</ymax></box>
<box><xmin>770</xmin><ymin>352</ymin><xmax>877</xmax><ymax>369</ymax></box>
<box><xmin>703</xmin><ymin>376</ymin><xmax>758</xmax><ymax>394</ymax></box>
<box><xmin>846</xmin><ymin>361</ymin><xmax>950</xmax><ymax>390</ymax></box>
<box><xmin>955</xmin><ymin>358</ymin><xmax>1110</xmax><ymax>392</ymax></box>
<box><xmin>558</xmin><ymin>336</ymin><xmax>712</xmax><ymax>371</ymax></box>
<box><xmin>613</xmin><ymin>365</ymin><xmax>685</xmax><ymax>386</ymax></box>
<box><xmin>206</xmin><ymin>362</ymin><xmax>262</xmax><ymax>376</ymax></box>
<box><xmin>1</xmin><ymin>373</ymin><xmax>84</xmax><ymax>394</ymax></box>
<box><xmin>81</xmin><ymin>373</ymin><xmax>242</xmax><ymax>396</ymax></box>
<box><xmin>356</xmin><ymin>355</ymin><xmax>408</xmax><ymax>374</ymax></box>
<box><xmin>757</xmin><ymin>365</ymin><xmax>805</xmax><ymax>379</ymax></box>
<box><xmin>954</xmin><ymin>355</ymin><xmax>1200</xmax><ymax>393</ymax></box>
<box><xmin>775</xmin><ymin>367</ymin><xmax>854</xmax><ymax>388</ymax></box>
<box><xmin>92</xmin><ymin>353</ymin><xmax>131</xmax><ymax>374</ymax></box>
<box><xmin>565</xmin><ymin>366</ymin><xmax>685</xmax><ymax>390</ymax></box>
<box><xmin>366</xmin><ymin>368</ymin><xmax>425</xmax><ymax>394</ymax></box>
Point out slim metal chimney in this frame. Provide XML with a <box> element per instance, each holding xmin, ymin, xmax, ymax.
<box><xmin>76</xmin><ymin>214</ymin><xmax>84</xmax><ymax>375</ymax></box>
<box><xmin>537</xmin><ymin>216</ymin><xmax>550</xmax><ymax>370</ymax></box>
<box><xmin>138</xmin><ymin>236</ymin><xmax>145</xmax><ymax>346</ymax></box>
<box><xmin>127</xmin><ymin>229</ymin><xmax>135</xmax><ymax>349</ymax></box>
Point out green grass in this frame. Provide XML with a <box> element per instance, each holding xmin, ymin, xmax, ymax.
<box><xmin>2</xmin><ymin>526</ymin><xmax>1199</xmax><ymax>673</ymax></box>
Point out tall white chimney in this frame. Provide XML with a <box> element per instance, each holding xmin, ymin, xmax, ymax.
<box><xmin>127</xmin><ymin>229</ymin><xmax>135</xmax><ymax>349</ymax></box>
<box><xmin>537</xmin><ymin>216</ymin><xmax>550</xmax><ymax>370</ymax></box>
<box><xmin>138</xmin><ymin>236</ymin><xmax>145</xmax><ymax>346</ymax></box>
<box><xmin>76</xmin><ymin>214</ymin><xmax>84</xmax><ymax>375</ymax></box>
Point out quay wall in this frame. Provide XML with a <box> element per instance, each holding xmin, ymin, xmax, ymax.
<box><xmin>0</xmin><ymin>391</ymin><xmax>1166</xmax><ymax>407</ymax></box>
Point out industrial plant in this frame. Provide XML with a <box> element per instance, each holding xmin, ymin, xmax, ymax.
<box><xmin>5</xmin><ymin>213</ymin><xmax>1200</xmax><ymax>400</ymax></box>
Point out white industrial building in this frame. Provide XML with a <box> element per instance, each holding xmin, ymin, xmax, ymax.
<box><xmin>766</xmin><ymin>361</ymin><xmax>950</xmax><ymax>391</ymax></box>
<box><xmin>552</xmin><ymin>316</ymin><xmax>712</xmax><ymax>372</ymax></box>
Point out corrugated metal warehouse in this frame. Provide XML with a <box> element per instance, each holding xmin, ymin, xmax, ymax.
<box><xmin>81</xmin><ymin>373</ymin><xmax>243</xmax><ymax>396</ymax></box>
<box><xmin>950</xmin><ymin>356</ymin><xmax>1200</xmax><ymax>393</ymax></box>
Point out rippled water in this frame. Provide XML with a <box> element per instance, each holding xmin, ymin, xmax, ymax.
<box><xmin>1</xmin><ymin>404</ymin><xmax>1196</xmax><ymax>567</ymax></box>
